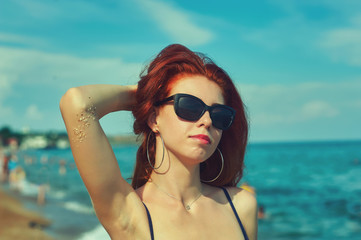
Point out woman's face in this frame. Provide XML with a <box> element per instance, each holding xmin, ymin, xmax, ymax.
<box><xmin>155</xmin><ymin>75</ymin><xmax>224</xmax><ymax>166</ymax></box>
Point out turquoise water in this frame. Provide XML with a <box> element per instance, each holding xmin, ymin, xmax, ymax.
<box><xmin>245</xmin><ymin>141</ymin><xmax>361</xmax><ymax>239</ymax></box>
<box><xmin>5</xmin><ymin>140</ymin><xmax>361</xmax><ymax>239</ymax></box>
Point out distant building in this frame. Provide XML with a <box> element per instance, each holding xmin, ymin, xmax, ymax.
<box><xmin>20</xmin><ymin>135</ymin><xmax>48</xmax><ymax>149</ymax></box>
<box><xmin>56</xmin><ymin>138</ymin><xmax>70</xmax><ymax>149</ymax></box>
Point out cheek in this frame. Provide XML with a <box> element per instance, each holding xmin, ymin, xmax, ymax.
<box><xmin>157</xmin><ymin>107</ymin><xmax>185</xmax><ymax>135</ymax></box>
<box><xmin>158</xmin><ymin>107</ymin><xmax>176</xmax><ymax>127</ymax></box>
<box><xmin>158</xmin><ymin>110</ymin><xmax>196</xmax><ymax>151</ymax></box>
<box><xmin>212</xmin><ymin>129</ymin><xmax>223</xmax><ymax>146</ymax></box>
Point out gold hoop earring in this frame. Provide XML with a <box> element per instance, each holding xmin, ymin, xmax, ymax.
<box><xmin>146</xmin><ymin>131</ymin><xmax>165</xmax><ymax>171</ymax></box>
<box><xmin>201</xmin><ymin>148</ymin><xmax>224</xmax><ymax>183</ymax></box>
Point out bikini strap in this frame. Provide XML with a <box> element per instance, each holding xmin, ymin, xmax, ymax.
<box><xmin>143</xmin><ymin>189</ymin><xmax>248</xmax><ymax>240</ymax></box>
<box><xmin>220</xmin><ymin>187</ymin><xmax>249</xmax><ymax>240</ymax></box>
<box><xmin>143</xmin><ymin>203</ymin><xmax>155</xmax><ymax>240</ymax></box>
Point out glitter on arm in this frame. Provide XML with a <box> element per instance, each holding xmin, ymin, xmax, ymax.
<box><xmin>72</xmin><ymin>103</ymin><xmax>98</xmax><ymax>143</ymax></box>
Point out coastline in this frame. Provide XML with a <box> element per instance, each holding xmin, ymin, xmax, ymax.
<box><xmin>0</xmin><ymin>187</ymin><xmax>53</xmax><ymax>240</ymax></box>
<box><xmin>0</xmin><ymin>141</ymin><xmax>360</xmax><ymax>239</ymax></box>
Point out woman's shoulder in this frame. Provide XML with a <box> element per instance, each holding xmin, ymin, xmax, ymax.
<box><xmin>224</xmin><ymin>186</ymin><xmax>258</xmax><ymax>216</ymax></box>
<box><xmin>203</xmin><ymin>184</ymin><xmax>257</xmax><ymax>210</ymax></box>
<box><xmin>225</xmin><ymin>186</ymin><xmax>258</xmax><ymax>239</ymax></box>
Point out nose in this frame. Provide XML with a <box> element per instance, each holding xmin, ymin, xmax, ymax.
<box><xmin>197</xmin><ymin>110</ymin><xmax>212</xmax><ymax>129</ymax></box>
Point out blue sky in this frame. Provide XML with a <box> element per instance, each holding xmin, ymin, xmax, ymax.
<box><xmin>0</xmin><ymin>0</ymin><xmax>360</xmax><ymax>142</ymax></box>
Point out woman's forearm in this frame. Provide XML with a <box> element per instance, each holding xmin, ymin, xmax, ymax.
<box><xmin>59</xmin><ymin>84</ymin><xmax>139</xmax><ymax>224</ymax></box>
<box><xmin>60</xmin><ymin>84</ymin><xmax>137</xmax><ymax>120</ymax></box>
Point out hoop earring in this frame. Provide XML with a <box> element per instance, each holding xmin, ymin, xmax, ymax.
<box><xmin>146</xmin><ymin>131</ymin><xmax>165</xmax><ymax>171</ymax></box>
<box><xmin>201</xmin><ymin>147</ymin><xmax>224</xmax><ymax>183</ymax></box>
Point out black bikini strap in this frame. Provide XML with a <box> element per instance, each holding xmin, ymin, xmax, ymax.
<box><xmin>143</xmin><ymin>203</ymin><xmax>154</xmax><ymax>240</ymax></box>
<box><xmin>220</xmin><ymin>187</ymin><xmax>249</xmax><ymax>240</ymax></box>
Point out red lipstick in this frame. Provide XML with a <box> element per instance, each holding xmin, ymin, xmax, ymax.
<box><xmin>190</xmin><ymin>134</ymin><xmax>211</xmax><ymax>144</ymax></box>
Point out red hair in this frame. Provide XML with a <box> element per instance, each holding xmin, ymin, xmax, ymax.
<box><xmin>131</xmin><ymin>44</ymin><xmax>248</xmax><ymax>189</ymax></box>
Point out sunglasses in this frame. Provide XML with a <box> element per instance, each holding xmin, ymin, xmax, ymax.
<box><xmin>155</xmin><ymin>93</ymin><xmax>235</xmax><ymax>130</ymax></box>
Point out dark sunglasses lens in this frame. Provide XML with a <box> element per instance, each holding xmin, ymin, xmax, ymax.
<box><xmin>174</xmin><ymin>94</ymin><xmax>234</xmax><ymax>130</ymax></box>
<box><xmin>176</xmin><ymin>96</ymin><xmax>204</xmax><ymax>121</ymax></box>
<box><xmin>211</xmin><ymin>107</ymin><xmax>234</xmax><ymax>130</ymax></box>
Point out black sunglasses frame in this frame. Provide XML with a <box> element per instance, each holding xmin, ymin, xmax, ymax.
<box><xmin>155</xmin><ymin>93</ymin><xmax>235</xmax><ymax>130</ymax></box>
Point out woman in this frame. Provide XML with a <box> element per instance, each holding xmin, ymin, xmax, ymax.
<box><xmin>60</xmin><ymin>44</ymin><xmax>257</xmax><ymax>240</ymax></box>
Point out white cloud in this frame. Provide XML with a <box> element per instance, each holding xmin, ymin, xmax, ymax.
<box><xmin>320</xmin><ymin>23</ymin><xmax>361</xmax><ymax>66</ymax></box>
<box><xmin>135</xmin><ymin>0</ymin><xmax>214</xmax><ymax>46</ymax></box>
<box><xmin>238</xmin><ymin>81</ymin><xmax>361</xmax><ymax>126</ymax></box>
<box><xmin>301</xmin><ymin>101</ymin><xmax>339</xmax><ymax>119</ymax></box>
<box><xmin>0</xmin><ymin>46</ymin><xmax>143</xmax><ymax>88</ymax></box>
<box><xmin>0</xmin><ymin>74</ymin><xmax>12</xmax><ymax>91</ymax></box>
<box><xmin>0</xmin><ymin>32</ymin><xmax>47</xmax><ymax>46</ymax></box>
<box><xmin>240</xmin><ymin>0</ymin><xmax>361</xmax><ymax>68</ymax></box>
<box><xmin>0</xmin><ymin>74</ymin><xmax>14</xmax><ymax>117</ymax></box>
<box><xmin>25</xmin><ymin>104</ymin><xmax>43</xmax><ymax>120</ymax></box>
<box><xmin>240</xmin><ymin>1</ymin><xmax>316</xmax><ymax>50</ymax></box>
<box><xmin>0</xmin><ymin>46</ymin><xmax>143</xmax><ymax>132</ymax></box>
<box><xmin>11</xmin><ymin>0</ymin><xmax>116</xmax><ymax>22</ymax></box>
<box><xmin>12</xmin><ymin>0</ymin><xmax>61</xmax><ymax>19</ymax></box>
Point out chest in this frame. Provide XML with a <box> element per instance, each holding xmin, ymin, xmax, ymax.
<box><xmin>148</xmin><ymin>205</ymin><xmax>246</xmax><ymax>240</ymax></box>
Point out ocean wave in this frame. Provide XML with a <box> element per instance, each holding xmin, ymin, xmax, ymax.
<box><xmin>63</xmin><ymin>201</ymin><xmax>95</xmax><ymax>214</ymax></box>
<box><xmin>19</xmin><ymin>180</ymin><xmax>40</xmax><ymax>196</ymax></box>
<box><xmin>49</xmin><ymin>189</ymin><xmax>67</xmax><ymax>199</ymax></box>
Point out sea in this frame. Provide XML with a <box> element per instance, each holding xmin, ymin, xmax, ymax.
<box><xmin>2</xmin><ymin>140</ymin><xmax>361</xmax><ymax>240</ymax></box>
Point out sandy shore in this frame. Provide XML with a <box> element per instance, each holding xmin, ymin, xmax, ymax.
<box><xmin>0</xmin><ymin>187</ymin><xmax>53</xmax><ymax>240</ymax></box>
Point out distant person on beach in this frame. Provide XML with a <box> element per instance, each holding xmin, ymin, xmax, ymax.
<box><xmin>9</xmin><ymin>165</ymin><xmax>26</xmax><ymax>192</ymax></box>
<box><xmin>60</xmin><ymin>44</ymin><xmax>257</xmax><ymax>239</ymax></box>
<box><xmin>37</xmin><ymin>184</ymin><xmax>49</xmax><ymax>206</ymax></box>
<box><xmin>0</xmin><ymin>151</ymin><xmax>10</xmax><ymax>183</ymax></box>
<box><xmin>58</xmin><ymin>159</ymin><xmax>67</xmax><ymax>175</ymax></box>
<box><xmin>241</xmin><ymin>182</ymin><xmax>256</xmax><ymax>195</ymax></box>
<box><xmin>257</xmin><ymin>205</ymin><xmax>266</xmax><ymax>219</ymax></box>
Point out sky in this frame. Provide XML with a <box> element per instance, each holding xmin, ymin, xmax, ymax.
<box><xmin>0</xmin><ymin>0</ymin><xmax>361</xmax><ymax>142</ymax></box>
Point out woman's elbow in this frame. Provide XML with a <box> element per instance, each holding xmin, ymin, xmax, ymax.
<box><xmin>59</xmin><ymin>87</ymin><xmax>85</xmax><ymax>114</ymax></box>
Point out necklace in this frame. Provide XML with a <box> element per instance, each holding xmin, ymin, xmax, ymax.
<box><xmin>151</xmin><ymin>181</ymin><xmax>202</xmax><ymax>210</ymax></box>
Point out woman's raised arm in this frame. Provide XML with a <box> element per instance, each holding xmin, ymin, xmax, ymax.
<box><xmin>59</xmin><ymin>85</ymin><xmax>148</xmax><ymax>237</ymax></box>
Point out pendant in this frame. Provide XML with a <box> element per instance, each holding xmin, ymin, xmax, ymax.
<box><xmin>185</xmin><ymin>205</ymin><xmax>191</xmax><ymax>210</ymax></box>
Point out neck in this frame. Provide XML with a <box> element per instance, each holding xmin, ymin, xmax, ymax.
<box><xmin>150</xmin><ymin>143</ymin><xmax>203</xmax><ymax>202</ymax></box>
<box><xmin>150</xmin><ymin>161</ymin><xmax>202</xmax><ymax>200</ymax></box>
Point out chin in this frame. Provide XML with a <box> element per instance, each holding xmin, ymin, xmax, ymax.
<box><xmin>191</xmin><ymin>153</ymin><xmax>212</xmax><ymax>163</ymax></box>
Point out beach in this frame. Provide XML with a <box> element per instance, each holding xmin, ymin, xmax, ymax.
<box><xmin>0</xmin><ymin>187</ymin><xmax>53</xmax><ymax>240</ymax></box>
<box><xmin>0</xmin><ymin>141</ymin><xmax>360</xmax><ymax>239</ymax></box>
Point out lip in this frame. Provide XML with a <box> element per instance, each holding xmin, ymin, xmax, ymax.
<box><xmin>190</xmin><ymin>134</ymin><xmax>212</xmax><ymax>145</ymax></box>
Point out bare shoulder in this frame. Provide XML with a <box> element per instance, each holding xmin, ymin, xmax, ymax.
<box><xmin>226</xmin><ymin>186</ymin><xmax>258</xmax><ymax>240</ymax></box>
<box><xmin>204</xmin><ymin>185</ymin><xmax>257</xmax><ymax>214</ymax></box>
<box><xmin>227</xmin><ymin>186</ymin><xmax>257</xmax><ymax>213</ymax></box>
